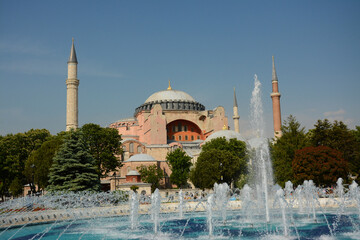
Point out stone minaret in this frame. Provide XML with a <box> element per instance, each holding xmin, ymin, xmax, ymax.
<box><xmin>233</xmin><ymin>87</ymin><xmax>240</xmax><ymax>133</ymax></box>
<box><xmin>271</xmin><ymin>56</ymin><xmax>282</xmax><ymax>138</ymax></box>
<box><xmin>66</xmin><ymin>38</ymin><xmax>79</xmax><ymax>131</ymax></box>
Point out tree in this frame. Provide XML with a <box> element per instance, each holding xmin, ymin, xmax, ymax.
<box><xmin>309</xmin><ymin>119</ymin><xmax>358</xmax><ymax>177</ymax></box>
<box><xmin>292</xmin><ymin>146</ymin><xmax>348</xmax><ymax>187</ymax></box>
<box><xmin>166</xmin><ymin>148</ymin><xmax>192</xmax><ymax>188</ymax></box>
<box><xmin>270</xmin><ymin>115</ymin><xmax>309</xmax><ymax>187</ymax></box>
<box><xmin>47</xmin><ymin>130</ymin><xmax>100</xmax><ymax>192</ymax></box>
<box><xmin>190</xmin><ymin>137</ymin><xmax>248</xmax><ymax>189</ymax></box>
<box><xmin>137</xmin><ymin>164</ymin><xmax>164</xmax><ymax>192</ymax></box>
<box><xmin>81</xmin><ymin>123</ymin><xmax>123</xmax><ymax>178</ymax></box>
<box><xmin>0</xmin><ymin>129</ymin><xmax>51</xmax><ymax>198</ymax></box>
<box><xmin>24</xmin><ymin>135</ymin><xmax>65</xmax><ymax>192</ymax></box>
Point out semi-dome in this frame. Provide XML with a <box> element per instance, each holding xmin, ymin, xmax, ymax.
<box><xmin>145</xmin><ymin>89</ymin><xmax>196</xmax><ymax>103</ymax></box>
<box><xmin>134</xmin><ymin>85</ymin><xmax>205</xmax><ymax>116</ymax></box>
<box><xmin>205</xmin><ymin>130</ymin><xmax>247</xmax><ymax>143</ymax></box>
<box><xmin>124</xmin><ymin>154</ymin><xmax>156</xmax><ymax>162</ymax></box>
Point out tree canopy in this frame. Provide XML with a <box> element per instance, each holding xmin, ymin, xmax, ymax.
<box><xmin>309</xmin><ymin>119</ymin><xmax>359</xmax><ymax>177</ymax></box>
<box><xmin>0</xmin><ymin>129</ymin><xmax>51</xmax><ymax>198</ymax></box>
<box><xmin>47</xmin><ymin>130</ymin><xmax>100</xmax><ymax>192</ymax></box>
<box><xmin>24</xmin><ymin>135</ymin><xmax>64</xmax><ymax>192</ymax></box>
<box><xmin>293</xmin><ymin>146</ymin><xmax>348</xmax><ymax>187</ymax></box>
<box><xmin>270</xmin><ymin>115</ymin><xmax>309</xmax><ymax>187</ymax></box>
<box><xmin>190</xmin><ymin>137</ymin><xmax>248</xmax><ymax>189</ymax></box>
<box><xmin>166</xmin><ymin>148</ymin><xmax>192</xmax><ymax>188</ymax></box>
<box><xmin>137</xmin><ymin>164</ymin><xmax>164</xmax><ymax>192</ymax></box>
<box><xmin>81</xmin><ymin>123</ymin><xmax>123</xmax><ymax>178</ymax></box>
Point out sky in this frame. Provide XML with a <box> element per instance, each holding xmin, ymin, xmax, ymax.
<box><xmin>0</xmin><ymin>0</ymin><xmax>359</xmax><ymax>139</ymax></box>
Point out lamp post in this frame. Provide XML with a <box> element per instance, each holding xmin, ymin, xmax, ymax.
<box><xmin>30</xmin><ymin>164</ymin><xmax>36</xmax><ymax>195</ymax></box>
<box><xmin>113</xmin><ymin>172</ymin><xmax>118</xmax><ymax>191</ymax></box>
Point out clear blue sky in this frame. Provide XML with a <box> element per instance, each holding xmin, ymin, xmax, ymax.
<box><xmin>1</xmin><ymin>0</ymin><xmax>359</xmax><ymax>138</ymax></box>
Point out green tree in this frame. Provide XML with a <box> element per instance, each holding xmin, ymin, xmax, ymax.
<box><xmin>81</xmin><ymin>123</ymin><xmax>123</xmax><ymax>178</ymax></box>
<box><xmin>270</xmin><ymin>115</ymin><xmax>309</xmax><ymax>187</ymax></box>
<box><xmin>190</xmin><ymin>137</ymin><xmax>248</xmax><ymax>189</ymax></box>
<box><xmin>293</xmin><ymin>146</ymin><xmax>348</xmax><ymax>187</ymax></box>
<box><xmin>24</xmin><ymin>135</ymin><xmax>65</xmax><ymax>192</ymax></box>
<box><xmin>0</xmin><ymin>129</ymin><xmax>51</xmax><ymax>198</ymax></box>
<box><xmin>47</xmin><ymin>130</ymin><xmax>100</xmax><ymax>192</ymax></box>
<box><xmin>137</xmin><ymin>164</ymin><xmax>164</xmax><ymax>192</ymax></box>
<box><xmin>166</xmin><ymin>148</ymin><xmax>192</xmax><ymax>188</ymax></box>
<box><xmin>309</xmin><ymin>119</ymin><xmax>358</xmax><ymax>177</ymax></box>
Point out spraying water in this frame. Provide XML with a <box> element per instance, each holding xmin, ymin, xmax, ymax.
<box><xmin>249</xmin><ymin>74</ymin><xmax>274</xmax><ymax>222</ymax></box>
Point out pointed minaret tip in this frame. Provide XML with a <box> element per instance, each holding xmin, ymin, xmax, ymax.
<box><xmin>233</xmin><ymin>87</ymin><xmax>238</xmax><ymax>107</ymax></box>
<box><xmin>272</xmin><ymin>55</ymin><xmax>278</xmax><ymax>82</ymax></box>
<box><xmin>68</xmin><ymin>38</ymin><xmax>78</xmax><ymax>64</ymax></box>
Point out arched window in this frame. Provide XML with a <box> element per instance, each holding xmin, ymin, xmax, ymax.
<box><xmin>123</xmin><ymin>145</ymin><xmax>127</xmax><ymax>151</ymax></box>
<box><xmin>127</xmin><ymin>166</ymin><xmax>131</xmax><ymax>173</ymax></box>
<box><xmin>129</xmin><ymin>143</ymin><xmax>134</xmax><ymax>153</ymax></box>
<box><xmin>137</xmin><ymin>145</ymin><xmax>142</xmax><ymax>153</ymax></box>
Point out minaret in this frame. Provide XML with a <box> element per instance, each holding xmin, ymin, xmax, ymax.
<box><xmin>66</xmin><ymin>38</ymin><xmax>79</xmax><ymax>131</ymax></box>
<box><xmin>271</xmin><ymin>56</ymin><xmax>282</xmax><ymax>138</ymax></box>
<box><xmin>233</xmin><ymin>87</ymin><xmax>240</xmax><ymax>133</ymax></box>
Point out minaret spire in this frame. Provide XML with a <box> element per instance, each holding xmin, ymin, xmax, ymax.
<box><xmin>68</xmin><ymin>38</ymin><xmax>78</xmax><ymax>63</ymax></box>
<box><xmin>271</xmin><ymin>56</ymin><xmax>282</xmax><ymax>138</ymax></box>
<box><xmin>233</xmin><ymin>87</ymin><xmax>240</xmax><ymax>133</ymax></box>
<box><xmin>66</xmin><ymin>38</ymin><xmax>79</xmax><ymax>131</ymax></box>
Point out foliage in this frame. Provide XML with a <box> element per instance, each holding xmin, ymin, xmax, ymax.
<box><xmin>130</xmin><ymin>185</ymin><xmax>139</xmax><ymax>192</ymax></box>
<box><xmin>190</xmin><ymin>137</ymin><xmax>248</xmax><ymax>189</ymax></box>
<box><xmin>292</xmin><ymin>146</ymin><xmax>348</xmax><ymax>187</ymax></box>
<box><xmin>166</xmin><ymin>148</ymin><xmax>192</xmax><ymax>188</ymax></box>
<box><xmin>24</xmin><ymin>135</ymin><xmax>65</xmax><ymax>191</ymax></box>
<box><xmin>0</xmin><ymin>129</ymin><xmax>51</xmax><ymax>198</ymax></box>
<box><xmin>270</xmin><ymin>115</ymin><xmax>309</xmax><ymax>187</ymax></box>
<box><xmin>309</xmin><ymin>119</ymin><xmax>359</xmax><ymax>177</ymax></box>
<box><xmin>47</xmin><ymin>130</ymin><xmax>100</xmax><ymax>192</ymax></box>
<box><xmin>81</xmin><ymin>123</ymin><xmax>123</xmax><ymax>178</ymax></box>
<box><xmin>137</xmin><ymin>164</ymin><xmax>164</xmax><ymax>192</ymax></box>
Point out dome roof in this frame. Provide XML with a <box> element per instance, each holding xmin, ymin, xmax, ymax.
<box><xmin>124</xmin><ymin>154</ymin><xmax>156</xmax><ymax>162</ymax></box>
<box><xmin>205</xmin><ymin>130</ymin><xmax>247</xmax><ymax>143</ymax></box>
<box><xmin>145</xmin><ymin>89</ymin><xmax>196</xmax><ymax>103</ymax></box>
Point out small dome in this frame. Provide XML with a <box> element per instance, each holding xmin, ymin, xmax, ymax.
<box><xmin>205</xmin><ymin>130</ymin><xmax>247</xmax><ymax>143</ymax></box>
<box><xmin>127</xmin><ymin>170</ymin><xmax>140</xmax><ymax>176</ymax></box>
<box><xmin>145</xmin><ymin>89</ymin><xmax>196</xmax><ymax>103</ymax></box>
<box><xmin>124</xmin><ymin>154</ymin><xmax>156</xmax><ymax>162</ymax></box>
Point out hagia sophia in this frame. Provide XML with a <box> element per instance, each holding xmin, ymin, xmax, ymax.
<box><xmin>66</xmin><ymin>39</ymin><xmax>282</xmax><ymax>193</ymax></box>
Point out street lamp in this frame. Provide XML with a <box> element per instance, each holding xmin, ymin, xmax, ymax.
<box><xmin>113</xmin><ymin>172</ymin><xmax>118</xmax><ymax>191</ymax></box>
<box><xmin>30</xmin><ymin>164</ymin><xmax>36</xmax><ymax>195</ymax></box>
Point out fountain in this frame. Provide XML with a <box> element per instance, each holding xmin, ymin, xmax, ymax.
<box><xmin>1</xmin><ymin>75</ymin><xmax>360</xmax><ymax>239</ymax></box>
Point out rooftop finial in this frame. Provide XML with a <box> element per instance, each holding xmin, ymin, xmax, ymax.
<box><xmin>167</xmin><ymin>79</ymin><xmax>172</xmax><ymax>90</ymax></box>
<box><xmin>272</xmin><ymin>56</ymin><xmax>278</xmax><ymax>81</ymax></box>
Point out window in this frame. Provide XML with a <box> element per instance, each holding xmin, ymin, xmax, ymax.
<box><xmin>191</xmin><ymin>136</ymin><xmax>194</xmax><ymax>141</ymax></box>
<box><xmin>137</xmin><ymin>145</ymin><xmax>142</xmax><ymax>153</ymax></box>
<box><xmin>184</xmin><ymin>125</ymin><xmax>188</xmax><ymax>131</ymax></box>
<box><xmin>197</xmin><ymin>136</ymin><xmax>200</xmax><ymax>140</ymax></box>
<box><xmin>185</xmin><ymin>135</ymin><xmax>188</xmax><ymax>140</ymax></box>
<box><xmin>179</xmin><ymin>136</ymin><xmax>182</xmax><ymax>141</ymax></box>
<box><xmin>173</xmin><ymin>125</ymin><xmax>176</xmax><ymax>132</ymax></box>
<box><xmin>123</xmin><ymin>146</ymin><xmax>127</xmax><ymax>151</ymax></box>
<box><xmin>191</xmin><ymin>128</ymin><xmax>194</xmax><ymax>132</ymax></box>
<box><xmin>127</xmin><ymin>167</ymin><xmax>131</xmax><ymax>173</ymax></box>
<box><xmin>129</xmin><ymin>143</ymin><xmax>134</xmax><ymax>153</ymax></box>
<box><xmin>172</xmin><ymin>136</ymin><xmax>175</xmax><ymax>140</ymax></box>
<box><xmin>178</xmin><ymin>123</ymin><xmax>182</xmax><ymax>132</ymax></box>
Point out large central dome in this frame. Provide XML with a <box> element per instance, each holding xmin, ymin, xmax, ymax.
<box><xmin>134</xmin><ymin>84</ymin><xmax>205</xmax><ymax>116</ymax></box>
<box><xmin>145</xmin><ymin>89</ymin><xmax>196</xmax><ymax>103</ymax></box>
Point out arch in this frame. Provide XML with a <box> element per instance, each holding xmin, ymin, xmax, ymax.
<box><xmin>166</xmin><ymin>119</ymin><xmax>204</xmax><ymax>142</ymax></box>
